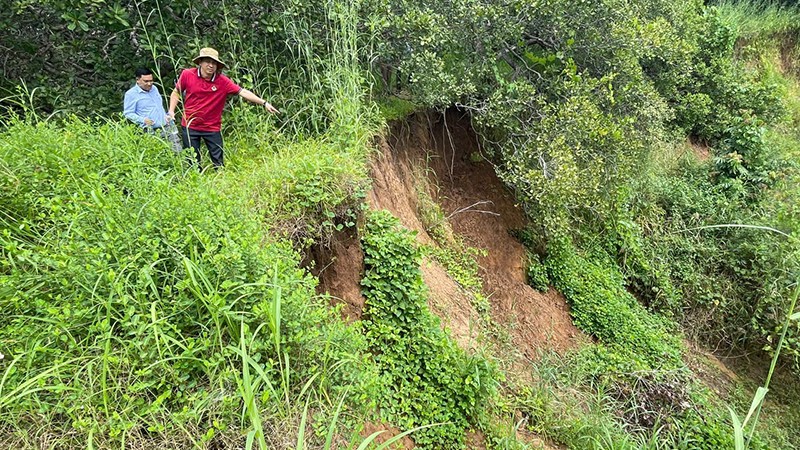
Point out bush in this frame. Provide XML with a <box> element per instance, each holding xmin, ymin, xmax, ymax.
<box><xmin>525</xmin><ymin>252</ymin><xmax>550</xmax><ymax>292</ymax></box>
<box><xmin>545</xmin><ymin>237</ymin><xmax>683</xmax><ymax>371</ymax></box>
<box><xmin>625</xmin><ymin>149</ymin><xmax>800</xmax><ymax>366</ymax></box>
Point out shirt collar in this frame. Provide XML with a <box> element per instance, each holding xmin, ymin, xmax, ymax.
<box><xmin>196</xmin><ymin>68</ymin><xmax>217</xmax><ymax>82</ymax></box>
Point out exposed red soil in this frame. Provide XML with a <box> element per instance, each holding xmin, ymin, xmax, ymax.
<box><xmin>421</xmin><ymin>257</ymin><xmax>482</xmax><ymax>351</ymax></box>
<box><xmin>464</xmin><ymin>430</ymin><xmax>487</xmax><ymax>449</ymax></box>
<box><xmin>308</xmin><ymin>227</ymin><xmax>366</xmax><ymax>321</ymax></box>
<box><xmin>432</xmin><ymin>112</ymin><xmax>581</xmax><ymax>356</ymax></box>
<box><xmin>311</xmin><ymin>111</ymin><xmax>581</xmax><ymax>450</ymax></box>
<box><xmin>368</xmin><ymin>127</ymin><xmax>437</xmax><ymax>246</ymax></box>
<box><xmin>308</xmin><ymin>111</ymin><xmax>585</xmax><ymax>358</ymax></box>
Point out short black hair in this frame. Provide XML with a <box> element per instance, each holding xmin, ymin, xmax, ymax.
<box><xmin>135</xmin><ymin>67</ymin><xmax>153</xmax><ymax>79</ymax></box>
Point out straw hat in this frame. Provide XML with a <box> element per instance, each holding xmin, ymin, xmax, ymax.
<box><xmin>193</xmin><ymin>47</ymin><xmax>226</xmax><ymax>69</ymax></box>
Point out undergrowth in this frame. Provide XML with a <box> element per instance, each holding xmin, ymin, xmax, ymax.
<box><xmin>2</xmin><ymin>0</ymin><xmax>800</xmax><ymax>447</ymax></box>
<box><xmin>0</xmin><ymin>118</ymin><xmax>378</xmax><ymax>448</ymax></box>
<box><xmin>360</xmin><ymin>210</ymin><xmax>497</xmax><ymax>449</ymax></box>
<box><xmin>413</xmin><ymin>160</ymin><xmax>491</xmax><ymax>317</ymax></box>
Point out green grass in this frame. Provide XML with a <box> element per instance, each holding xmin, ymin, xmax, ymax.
<box><xmin>0</xmin><ymin>117</ymin><xmax>376</xmax><ymax>449</ymax></box>
<box><xmin>509</xmin><ymin>351</ymin><xmax>685</xmax><ymax>450</ymax></box>
<box><xmin>0</xmin><ymin>0</ymin><xmax>387</xmax><ymax>447</ymax></box>
<box><xmin>4</xmin><ymin>0</ymin><xmax>800</xmax><ymax>448</ymax></box>
<box><xmin>378</xmin><ymin>97</ymin><xmax>418</xmax><ymax>122</ymax></box>
<box><xmin>714</xmin><ymin>0</ymin><xmax>800</xmax><ymax>37</ymax></box>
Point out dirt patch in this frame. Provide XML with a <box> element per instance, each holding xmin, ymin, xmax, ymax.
<box><xmin>428</xmin><ymin>112</ymin><xmax>583</xmax><ymax>357</ymax></box>
<box><xmin>361</xmin><ymin>422</ymin><xmax>416</xmax><ymax>449</ymax></box>
<box><xmin>369</xmin><ymin>112</ymin><xmax>583</xmax><ymax>359</ymax></box>
<box><xmin>686</xmin><ymin>136</ymin><xmax>712</xmax><ymax>161</ymax></box>
<box><xmin>368</xmin><ymin>121</ymin><xmax>484</xmax><ymax>353</ymax></box>
<box><xmin>684</xmin><ymin>342</ymin><xmax>738</xmax><ymax>400</ymax></box>
<box><xmin>368</xmin><ymin>131</ymin><xmax>436</xmax><ymax>245</ymax></box>
<box><xmin>465</xmin><ymin>430</ymin><xmax>487</xmax><ymax>450</ymax></box>
<box><xmin>309</xmin><ymin>110</ymin><xmax>583</xmax><ymax>450</ymax></box>
<box><xmin>305</xmin><ymin>228</ymin><xmax>366</xmax><ymax>321</ymax></box>
<box><xmin>421</xmin><ymin>257</ymin><xmax>482</xmax><ymax>351</ymax></box>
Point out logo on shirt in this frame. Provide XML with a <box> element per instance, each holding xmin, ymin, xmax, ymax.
<box><xmin>211</xmin><ymin>85</ymin><xmax>217</xmax><ymax>92</ymax></box>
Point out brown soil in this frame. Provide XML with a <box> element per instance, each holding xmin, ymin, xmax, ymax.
<box><xmin>430</xmin><ymin>112</ymin><xmax>582</xmax><ymax>356</ymax></box>
<box><xmin>311</xmin><ymin>111</ymin><xmax>582</xmax><ymax>450</ymax></box>
<box><xmin>684</xmin><ymin>341</ymin><xmax>739</xmax><ymax>400</ymax></box>
<box><xmin>421</xmin><ymin>257</ymin><xmax>483</xmax><ymax>351</ymax></box>
<box><xmin>311</xmin><ymin>112</ymin><xmax>582</xmax><ymax>353</ymax></box>
<box><xmin>361</xmin><ymin>422</ymin><xmax>416</xmax><ymax>449</ymax></box>
<box><xmin>464</xmin><ymin>430</ymin><xmax>488</xmax><ymax>450</ymax></box>
<box><xmin>366</xmin><ymin>118</ymin><xmax>486</xmax><ymax>350</ymax></box>
<box><xmin>306</xmin><ymin>227</ymin><xmax>366</xmax><ymax>321</ymax></box>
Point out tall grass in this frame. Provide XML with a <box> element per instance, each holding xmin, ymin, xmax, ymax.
<box><xmin>276</xmin><ymin>0</ymin><xmax>377</xmax><ymax>142</ymax></box>
<box><xmin>129</xmin><ymin>0</ymin><xmax>376</xmax><ymax>146</ymax></box>
<box><xmin>731</xmin><ymin>277</ymin><xmax>800</xmax><ymax>449</ymax></box>
<box><xmin>0</xmin><ymin>111</ymin><xmax>379</xmax><ymax>449</ymax></box>
<box><xmin>322</xmin><ymin>0</ymin><xmax>376</xmax><ymax>150</ymax></box>
<box><xmin>0</xmin><ymin>0</ymin><xmax>385</xmax><ymax>446</ymax></box>
<box><xmin>713</xmin><ymin>0</ymin><xmax>800</xmax><ymax>37</ymax></box>
<box><xmin>514</xmin><ymin>351</ymin><xmax>685</xmax><ymax>450</ymax></box>
<box><xmin>132</xmin><ymin>0</ymin><xmax>182</xmax><ymax>92</ymax></box>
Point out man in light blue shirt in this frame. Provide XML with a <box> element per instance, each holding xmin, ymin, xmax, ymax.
<box><xmin>123</xmin><ymin>67</ymin><xmax>169</xmax><ymax>129</ymax></box>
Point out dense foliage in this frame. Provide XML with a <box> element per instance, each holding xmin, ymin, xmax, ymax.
<box><xmin>360</xmin><ymin>211</ymin><xmax>497</xmax><ymax>449</ymax></box>
<box><xmin>370</xmin><ymin>0</ymin><xmax>800</xmax><ymax>445</ymax></box>
<box><xmin>545</xmin><ymin>238</ymin><xmax>683</xmax><ymax>372</ymax></box>
<box><xmin>1</xmin><ymin>0</ymin><xmax>367</xmax><ymax>136</ymax></box>
<box><xmin>368</xmin><ymin>0</ymin><xmax>800</xmax><ymax>372</ymax></box>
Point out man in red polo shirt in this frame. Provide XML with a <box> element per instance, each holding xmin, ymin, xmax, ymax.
<box><xmin>168</xmin><ymin>47</ymin><xmax>279</xmax><ymax>169</ymax></box>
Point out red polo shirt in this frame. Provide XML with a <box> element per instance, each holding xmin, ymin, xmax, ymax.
<box><xmin>176</xmin><ymin>69</ymin><xmax>241</xmax><ymax>132</ymax></box>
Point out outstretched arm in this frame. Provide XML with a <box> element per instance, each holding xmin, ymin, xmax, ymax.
<box><xmin>239</xmin><ymin>89</ymin><xmax>279</xmax><ymax>113</ymax></box>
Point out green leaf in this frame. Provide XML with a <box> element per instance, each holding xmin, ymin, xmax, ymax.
<box><xmin>296</xmin><ymin>396</ymin><xmax>310</xmax><ymax>450</ymax></box>
<box><xmin>742</xmin><ymin>386</ymin><xmax>768</xmax><ymax>427</ymax></box>
<box><xmin>729</xmin><ymin>407</ymin><xmax>744</xmax><ymax>450</ymax></box>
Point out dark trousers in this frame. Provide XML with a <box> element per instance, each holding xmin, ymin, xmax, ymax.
<box><xmin>182</xmin><ymin>128</ymin><xmax>224</xmax><ymax>168</ymax></box>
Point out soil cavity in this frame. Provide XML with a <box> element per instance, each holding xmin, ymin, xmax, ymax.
<box><xmin>369</xmin><ymin>111</ymin><xmax>582</xmax><ymax>358</ymax></box>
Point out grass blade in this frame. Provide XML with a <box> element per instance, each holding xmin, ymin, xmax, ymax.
<box><xmin>324</xmin><ymin>387</ymin><xmax>350</xmax><ymax>449</ymax></box>
<box><xmin>743</xmin><ymin>386</ymin><xmax>769</xmax><ymax>426</ymax></box>
<box><xmin>355</xmin><ymin>431</ymin><xmax>385</xmax><ymax>450</ymax></box>
<box><xmin>355</xmin><ymin>423</ymin><xmax>442</xmax><ymax>450</ymax></box>
<box><xmin>730</xmin><ymin>407</ymin><xmax>744</xmax><ymax>450</ymax></box>
<box><xmin>297</xmin><ymin>395</ymin><xmax>310</xmax><ymax>450</ymax></box>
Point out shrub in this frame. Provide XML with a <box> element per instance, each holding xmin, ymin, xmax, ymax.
<box><xmin>545</xmin><ymin>237</ymin><xmax>683</xmax><ymax>371</ymax></box>
<box><xmin>525</xmin><ymin>252</ymin><xmax>550</xmax><ymax>292</ymax></box>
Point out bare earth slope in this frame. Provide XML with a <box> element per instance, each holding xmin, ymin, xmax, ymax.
<box><xmin>308</xmin><ymin>111</ymin><xmax>582</xmax><ymax>449</ymax></box>
<box><xmin>315</xmin><ymin>111</ymin><xmax>582</xmax><ymax>358</ymax></box>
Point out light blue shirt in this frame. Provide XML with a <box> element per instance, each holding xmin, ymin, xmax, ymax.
<box><xmin>123</xmin><ymin>84</ymin><xmax>168</xmax><ymax>128</ymax></box>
